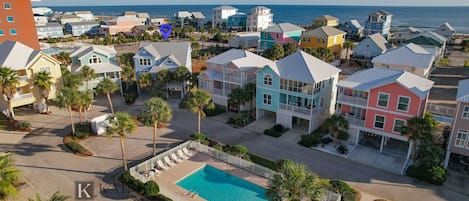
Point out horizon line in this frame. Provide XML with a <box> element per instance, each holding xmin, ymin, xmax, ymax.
<box><xmin>32</xmin><ymin>4</ymin><xmax>469</xmax><ymax>7</ymax></box>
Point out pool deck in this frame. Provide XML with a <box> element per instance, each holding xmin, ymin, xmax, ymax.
<box><xmin>152</xmin><ymin>152</ymin><xmax>270</xmax><ymax>201</ymax></box>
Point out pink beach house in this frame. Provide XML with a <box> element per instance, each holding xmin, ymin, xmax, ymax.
<box><xmin>100</xmin><ymin>16</ymin><xmax>146</xmax><ymax>35</ymax></box>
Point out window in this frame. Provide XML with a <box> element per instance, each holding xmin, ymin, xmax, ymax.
<box><xmin>455</xmin><ymin>129</ymin><xmax>468</xmax><ymax>148</ymax></box>
<box><xmin>3</xmin><ymin>3</ymin><xmax>10</xmax><ymax>9</ymax></box>
<box><xmin>374</xmin><ymin>115</ymin><xmax>385</xmax><ymax>129</ymax></box>
<box><xmin>393</xmin><ymin>119</ymin><xmax>406</xmax><ymax>133</ymax></box>
<box><xmin>377</xmin><ymin>92</ymin><xmax>389</xmax><ymax>107</ymax></box>
<box><xmin>139</xmin><ymin>58</ymin><xmax>151</xmax><ymax>66</ymax></box>
<box><xmin>0</xmin><ymin>29</ymin><xmax>3</xmax><ymax>36</ymax></box>
<box><xmin>263</xmin><ymin>94</ymin><xmax>272</xmax><ymax>105</ymax></box>
<box><xmin>39</xmin><ymin>66</ymin><xmax>51</xmax><ymax>73</ymax></box>
<box><xmin>89</xmin><ymin>55</ymin><xmax>102</xmax><ymax>64</ymax></box>
<box><xmin>397</xmin><ymin>96</ymin><xmax>410</xmax><ymax>112</ymax></box>
<box><xmin>263</xmin><ymin>74</ymin><xmax>272</xmax><ymax>86</ymax></box>
<box><xmin>9</xmin><ymin>29</ymin><xmax>16</xmax><ymax>35</ymax></box>
<box><xmin>462</xmin><ymin>106</ymin><xmax>469</xmax><ymax>119</ymax></box>
<box><xmin>6</xmin><ymin>16</ymin><xmax>13</xmax><ymax>22</ymax></box>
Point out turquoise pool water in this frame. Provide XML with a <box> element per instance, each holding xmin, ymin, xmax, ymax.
<box><xmin>176</xmin><ymin>165</ymin><xmax>268</xmax><ymax>201</ymax></box>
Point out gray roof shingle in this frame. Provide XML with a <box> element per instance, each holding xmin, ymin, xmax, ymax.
<box><xmin>457</xmin><ymin>79</ymin><xmax>469</xmax><ymax>102</ymax></box>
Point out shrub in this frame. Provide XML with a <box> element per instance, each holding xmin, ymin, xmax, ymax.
<box><xmin>465</xmin><ymin>60</ymin><xmax>469</xmax><ymax>68</ymax></box>
<box><xmin>204</xmin><ymin>104</ymin><xmax>226</xmax><ymax>116</ymax></box>
<box><xmin>321</xmin><ymin>137</ymin><xmax>333</xmax><ymax>145</ymax></box>
<box><xmin>248</xmin><ymin>153</ymin><xmax>279</xmax><ymax>170</ymax></box>
<box><xmin>337</xmin><ymin>145</ymin><xmax>349</xmax><ymax>155</ymax></box>
<box><xmin>142</xmin><ymin>181</ymin><xmax>159</xmax><ymax>196</ymax></box>
<box><xmin>190</xmin><ymin>133</ymin><xmax>209</xmax><ymax>145</ymax></box>
<box><xmin>337</xmin><ymin>130</ymin><xmax>350</xmax><ymax>141</ymax></box>
<box><xmin>329</xmin><ymin>180</ymin><xmax>356</xmax><ymax>201</ymax></box>
<box><xmin>123</xmin><ymin>92</ymin><xmax>138</xmax><ymax>105</ymax></box>
<box><xmin>121</xmin><ymin>171</ymin><xmax>145</xmax><ymax>193</ymax></box>
<box><xmin>272</xmin><ymin>124</ymin><xmax>285</xmax><ymax>132</ymax></box>
<box><xmin>213</xmin><ymin>144</ymin><xmax>223</xmax><ymax>151</ymax></box>
<box><xmin>233</xmin><ymin>145</ymin><xmax>248</xmax><ymax>156</ymax></box>
<box><xmin>298</xmin><ymin>134</ymin><xmax>321</xmax><ymax>147</ymax></box>
<box><xmin>227</xmin><ymin>112</ymin><xmax>252</xmax><ymax>127</ymax></box>
<box><xmin>263</xmin><ymin>129</ymin><xmax>282</xmax><ymax>137</ymax></box>
<box><xmin>438</xmin><ymin>57</ymin><xmax>449</xmax><ymax>66</ymax></box>
<box><xmin>65</xmin><ymin>141</ymin><xmax>92</xmax><ymax>156</ymax></box>
<box><xmin>17</xmin><ymin>121</ymin><xmax>31</xmax><ymax>130</ymax></box>
<box><xmin>75</xmin><ymin>123</ymin><xmax>91</xmax><ymax>139</ymax></box>
<box><xmin>406</xmin><ymin>164</ymin><xmax>447</xmax><ymax>185</ymax></box>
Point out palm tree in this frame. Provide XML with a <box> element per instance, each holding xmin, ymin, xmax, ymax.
<box><xmin>61</xmin><ymin>69</ymin><xmax>83</xmax><ymax>90</ymax></box>
<box><xmin>106</xmin><ymin>112</ymin><xmax>136</xmax><ymax>171</ymax></box>
<box><xmin>401</xmin><ymin>113</ymin><xmax>439</xmax><ymax>161</ymax></box>
<box><xmin>174</xmin><ymin>67</ymin><xmax>191</xmax><ymax>96</ymax></box>
<box><xmin>314</xmin><ymin>47</ymin><xmax>335</xmax><ymax>62</ymax></box>
<box><xmin>137</xmin><ymin>72</ymin><xmax>153</xmax><ymax>92</ymax></box>
<box><xmin>28</xmin><ymin>191</ymin><xmax>70</xmax><ymax>201</ymax></box>
<box><xmin>0</xmin><ymin>154</ymin><xmax>21</xmax><ymax>199</ymax></box>
<box><xmin>76</xmin><ymin>90</ymin><xmax>92</xmax><ymax>123</ymax></box>
<box><xmin>121</xmin><ymin>65</ymin><xmax>134</xmax><ymax>91</ymax></box>
<box><xmin>56</xmin><ymin>87</ymin><xmax>78</xmax><ymax>136</ymax></box>
<box><xmin>141</xmin><ymin>97</ymin><xmax>172</xmax><ymax>156</ymax></box>
<box><xmin>79</xmin><ymin>65</ymin><xmax>96</xmax><ymax>91</ymax></box>
<box><xmin>343</xmin><ymin>41</ymin><xmax>355</xmax><ymax>62</ymax></box>
<box><xmin>53</xmin><ymin>52</ymin><xmax>71</xmax><ymax>66</ymax></box>
<box><xmin>34</xmin><ymin>71</ymin><xmax>54</xmax><ymax>113</ymax></box>
<box><xmin>228</xmin><ymin>88</ymin><xmax>247</xmax><ymax>112</ymax></box>
<box><xmin>266</xmin><ymin>159</ymin><xmax>323</xmax><ymax>201</ymax></box>
<box><xmin>96</xmin><ymin>78</ymin><xmax>119</xmax><ymax>114</ymax></box>
<box><xmin>184</xmin><ymin>88</ymin><xmax>214</xmax><ymax>134</ymax></box>
<box><xmin>244</xmin><ymin>83</ymin><xmax>256</xmax><ymax>113</ymax></box>
<box><xmin>323</xmin><ymin>115</ymin><xmax>349</xmax><ymax>145</ymax></box>
<box><xmin>0</xmin><ymin>67</ymin><xmax>19</xmax><ymax>119</ymax></box>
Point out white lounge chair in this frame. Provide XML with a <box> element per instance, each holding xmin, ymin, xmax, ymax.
<box><xmin>164</xmin><ymin>156</ymin><xmax>176</xmax><ymax>166</ymax></box>
<box><xmin>171</xmin><ymin>153</ymin><xmax>183</xmax><ymax>163</ymax></box>
<box><xmin>183</xmin><ymin>147</ymin><xmax>194</xmax><ymax>156</ymax></box>
<box><xmin>157</xmin><ymin>160</ymin><xmax>170</xmax><ymax>170</ymax></box>
<box><xmin>148</xmin><ymin>169</ymin><xmax>160</xmax><ymax>177</ymax></box>
<box><xmin>177</xmin><ymin>150</ymin><xmax>190</xmax><ymax>159</ymax></box>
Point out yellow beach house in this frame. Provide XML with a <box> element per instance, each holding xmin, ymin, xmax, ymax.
<box><xmin>301</xmin><ymin>26</ymin><xmax>346</xmax><ymax>54</ymax></box>
<box><xmin>312</xmin><ymin>15</ymin><xmax>339</xmax><ymax>28</ymax></box>
<box><xmin>0</xmin><ymin>40</ymin><xmax>62</xmax><ymax>115</ymax></box>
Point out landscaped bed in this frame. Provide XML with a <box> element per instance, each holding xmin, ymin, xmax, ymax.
<box><xmin>63</xmin><ymin>123</ymin><xmax>94</xmax><ymax>156</ymax></box>
<box><xmin>263</xmin><ymin>124</ymin><xmax>289</xmax><ymax>137</ymax></box>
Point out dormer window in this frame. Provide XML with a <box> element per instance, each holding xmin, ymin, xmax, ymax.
<box><xmin>89</xmin><ymin>55</ymin><xmax>102</xmax><ymax>64</ymax></box>
<box><xmin>166</xmin><ymin>60</ymin><xmax>174</xmax><ymax>65</ymax></box>
<box><xmin>139</xmin><ymin>58</ymin><xmax>151</xmax><ymax>66</ymax></box>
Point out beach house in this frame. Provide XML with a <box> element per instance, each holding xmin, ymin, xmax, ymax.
<box><xmin>134</xmin><ymin>42</ymin><xmax>191</xmax><ymax>98</ymax></box>
<box><xmin>339</xmin><ymin>19</ymin><xmax>363</xmax><ymax>40</ymax></box>
<box><xmin>336</xmin><ymin>68</ymin><xmax>433</xmax><ymax>172</ymax></box>
<box><xmin>34</xmin><ymin>14</ymin><xmax>48</xmax><ymax>26</ymax></box>
<box><xmin>191</xmin><ymin>12</ymin><xmax>206</xmax><ymax>29</ymax></box>
<box><xmin>352</xmin><ymin>33</ymin><xmax>389</xmax><ymax>63</ymax></box>
<box><xmin>247</xmin><ymin>6</ymin><xmax>273</xmax><ymax>32</ymax></box>
<box><xmin>212</xmin><ymin>6</ymin><xmax>238</xmax><ymax>29</ymax></box>
<box><xmin>73</xmin><ymin>11</ymin><xmax>95</xmax><ymax>21</ymax></box>
<box><xmin>259</xmin><ymin>23</ymin><xmax>304</xmax><ymax>50</ymax></box>
<box><xmin>434</xmin><ymin>22</ymin><xmax>455</xmax><ymax>41</ymax></box>
<box><xmin>364</xmin><ymin>10</ymin><xmax>393</xmax><ymax>39</ymax></box>
<box><xmin>256</xmin><ymin>51</ymin><xmax>341</xmax><ymax>133</ymax></box>
<box><xmin>100</xmin><ymin>16</ymin><xmax>146</xmax><ymax>35</ymax></box>
<box><xmin>69</xmin><ymin>45</ymin><xmax>122</xmax><ymax>91</ymax></box>
<box><xmin>0</xmin><ymin>41</ymin><xmax>62</xmax><ymax>114</ymax></box>
<box><xmin>0</xmin><ymin>0</ymin><xmax>40</xmax><ymax>50</ymax></box>
<box><xmin>65</xmin><ymin>21</ymin><xmax>101</xmax><ymax>37</ymax></box>
<box><xmin>312</xmin><ymin>15</ymin><xmax>339</xmax><ymax>28</ymax></box>
<box><xmin>198</xmin><ymin>49</ymin><xmax>272</xmax><ymax>111</ymax></box>
<box><xmin>444</xmin><ymin>79</ymin><xmax>469</xmax><ymax>170</ymax></box>
<box><xmin>227</xmin><ymin>13</ymin><xmax>247</xmax><ymax>31</ymax></box>
<box><xmin>36</xmin><ymin>23</ymin><xmax>64</xmax><ymax>39</ymax></box>
<box><xmin>59</xmin><ymin>14</ymin><xmax>82</xmax><ymax>25</ymax></box>
<box><xmin>407</xmin><ymin>35</ymin><xmax>445</xmax><ymax>62</ymax></box>
<box><xmin>392</xmin><ymin>27</ymin><xmax>422</xmax><ymax>43</ymax></box>
<box><xmin>228</xmin><ymin>32</ymin><xmax>260</xmax><ymax>49</ymax></box>
<box><xmin>301</xmin><ymin>26</ymin><xmax>346</xmax><ymax>54</ymax></box>
<box><xmin>372</xmin><ymin>43</ymin><xmax>435</xmax><ymax>78</ymax></box>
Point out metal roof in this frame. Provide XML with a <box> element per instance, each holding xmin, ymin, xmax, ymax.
<box><xmin>348</xmin><ymin>20</ymin><xmax>362</xmax><ymax>29</ymax></box>
<box><xmin>74</xmin><ymin>63</ymin><xmax>122</xmax><ymax>74</ymax></box>
<box><xmin>315</xmin><ymin>15</ymin><xmax>338</xmax><ymax>21</ymax></box>
<box><xmin>262</xmin><ymin>23</ymin><xmax>304</xmax><ymax>33</ymax></box>
<box><xmin>337</xmin><ymin>68</ymin><xmax>434</xmax><ymax>99</ymax></box>
<box><xmin>368</xmin><ymin>33</ymin><xmax>389</xmax><ymax>52</ymax></box>
<box><xmin>457</xmin><ymin>79</ymin><xmax>469</xmax><ymax>102</ymax></box>
<box><xmin>65</xmin><ymin>21</ymin><xmax>100</xmax><ymax>26</ymax></box>
<box><xmin>369</xmin><ymin>10</ymin><xmax>392</xmax><ymax>16</ymax></box>
<box><xmin>421</xmin><ymin>31</ymin><xmax>447</xmax><ymax>44</ymax></box>
<box><xmin>138</xmin><ymin>42</ymin><xmax>191</xmax><ymax>72</ymax></box>
<box><xmin>442</xmin><ymin>22</ymin><xmax>455</xmax><ymax>32</ymax></box>
<box><xmin>207</xmin><ymin>49</ymin><xmax>272</xmax><ymax>71</ymax></box>
<box><xmin>372</xmin><ymin>43</ymin><xmax>434</xmax><ymax>69</ymax></box>
<box><xmin>70</xmin><ymin>45</ymin><xmax>116</xmax><ymax>59</ymax></box>
<box><xmin>191</xmin><ymin>12</ymin><xmax>205</xmax><ymax>19</ymax></box>
<box><xmin>407</xmin><ymin>36</ymin><xmax>443</xmax><ymax>48</ymax></box>
<box><xmin>213</xmin><ymin>5</ymin><xmax>238</xmax><ymax>10</ymax></box>
<box><xmin>303</xmin><ymin>26</ymin><xmax>345</xmax><ymax>38</ymax></box>
<box><xmin>0</xmin><ymin>41</ymin><xmax>41</xmax><ymax>70</ymax></box>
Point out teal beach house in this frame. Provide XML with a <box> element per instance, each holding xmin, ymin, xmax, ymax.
<box><xmin>259</xmin><ymin>23</ymin><xmax>304</xmax><ymax>50</ymax></box>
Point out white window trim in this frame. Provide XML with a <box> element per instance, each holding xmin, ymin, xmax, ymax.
<box><xmin>376</xmin><ymin>92</ymin><xmax>390</xmax><ymax>108</ymax></box>
<box><xmin>3</xmin><ymin>3</ymin><xmax>10</xmax><ymax>9</ymax></box>
<box><xmin>392</xmin><ymin>118</ymin><xmax>406</xmax><ymax>134</ymax></box>
<box><xmin>9</xmin><ymin>29</ymin><xmax>16</xmax><ymax>35</ymax></box>
<box><xmin>455</xmin><ymin>129</ymin><xmax>468</xmax><ymax>148</ymax></box>
<box><xmin>462</xmin><ymin>106</ymin><xmax>469</xmax><ymax>120</ymax></box>
<box><xmin>263</xmin><ymin>74</ymin><xmax>272</xmax><ymax>86</ymax></box>
<box><xmin>373</xmin><ymin>114</ymin><xmax>386</xmax><ymax>130</ymax></box>
<box><xmin>397</xmin><ymin>95</ymin><xmax>411</xmax><ymax>113</ymax></box>
<box><xmin>6</xmin><ymin>16</ymin><xmax>13</xmax><ymax>22</ymax></box>
<box><xmin>263</xmin><ymin>93</ymin><xmax>272</xmax><ymax>106</ymax></box>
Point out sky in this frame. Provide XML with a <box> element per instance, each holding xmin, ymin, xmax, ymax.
<box><xmin>32</xmin><ymin>0</ymin><xmax>469</xmax><ymax>7</ymax></box>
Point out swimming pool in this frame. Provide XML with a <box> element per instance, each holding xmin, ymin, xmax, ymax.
<box><xmin>176</xmin><ymin>165</ymin><xmax>268</xmax><ymax>201</ymax></box>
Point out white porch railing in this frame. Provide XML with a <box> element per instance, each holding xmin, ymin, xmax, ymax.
<box><xmin>279</xmin><ymin>103</ymin><xmax>314</xmax><ymax>116</ymax></box>
<box><xmin>337</xmin><ymin>94</ymin><xmax>368</xmax><ymax>107</ymax></box>
<box><xmin>212</xmin><ymin>88</ymin><xmax>224</xmax><ymax>96</ymax></box>
<box><xmin>18</xmin><ymin>75</ymin><xmax>29</xmax><ymax>82</ymax></box>
<box><xmin>13</xmin><ymin>93</ymin><xmax>34</xmax><ymax>100</ymax></box>
<box><xmin>224</xmin><ymin>75</ymin><xmax>241</xmax><ymax>84</ymax></box>
<box><xmin>344</xmin><ymin>115</ymin><xmax>366</xmax><ymax>127</ymax></box>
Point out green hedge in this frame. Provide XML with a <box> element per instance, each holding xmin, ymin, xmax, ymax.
<box><xmin>143</xmin><ymin>181</ymin><xmax>159</xmax><ymax>196</ymax></box>
<box><xmin>120</xmin><ymin>172</ymin><xmax>172</xmax><ymax>201</ymax></box>
<box><xmin>298</xmin><ymin>134</ymin><xmax>321</xmax><ymax>147</ymax></box>
<box><xmin>75</xmin><ymin>123</ymin><xmax>91</xmax><ymax>139</ymax></box>
<box><xmin>247</xmin><ymin>153</ymin><xmax>279</xmax><ymax>171</ymax></box>
<box><xmin>263</xmin><ymin>129</ymin><xmax>282</xmax><ymax>137</ymax></box>
<box><xmin>121</xmin><ymin>171</ymin><xmax>145</xmax><ymax>193</ymax></box>
<box><xmin>204</xmin><ymin>104</ymin><xmax>226</xmax><ymax>116</ymax></box>
<box><xmin>406</xmin><ymin>164</ymin><xmax>447</xmax><ymax>185</ymax></box>
<box><xmin>65</xmin><ymin>141</ymin><xmax>92</xmax><ymax>156</ymax></box>
<box><xmin>190</xmin><ymin>133</ymin><xmax>209</xmax><ymax>145</ymax></box>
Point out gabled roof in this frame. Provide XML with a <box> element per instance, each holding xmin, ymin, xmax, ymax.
<box><xmin>192</xmin><ymin>12</ymin><xmax>205</xmax><ymax>19</ymax></box>
<box><xmin>368</xmin><ymin>33</ymin><xmax>389</xmax><ymax>51</ymax></box>
<box><xmin>70</xmin><ymin>45</ymin><xmax>116</xmax><ymax>59</ymax></box>
<box><xmin>109</xmin><ymin>16</ymin><xmax>141</xmax><ymax>23</ymax></box>
<box><xmin>303</xmin><ymin>26</ymin><xmax>345</xmax><ymax>38</ymax></box>
<box><xmin>337</xmin><ymin>68</ymin><xmax>434</xmax><ymax>99</ymax></box>
<box><xmin>74</xmin><ymin>63</ymin><xmax>122</xmax><ymax>74</ymax></box>
<box><xmin>441</xmin><ymin>22</ymin><xmax>455</xmax><ymax>32</ymax></box>
<box><xmin>137</xmin><ymin>42</ymin><xmax>191</xmax><ymax>70</ymax></box>
<box><xmin>268</xmin><ymin>51</ymin><xmax>341</xmax><ymax>83</ymax></box>
<box><xmin>315</xmin><ymin>15</ymin><xmax>338</xmax><ymax>21</ymax></box>
<box><xmin>421</xmin><ymin>31</ymin><xmax>447</xmax><ymax>44</ymax></box>
<box><xmin>61</xmin><ymin>14</ymin><xmax>81</xmax><ymax>19</ymax></box>
<box><xmin>347</xmin><ymin>20</ymin><xmax>362</xmax><ymax>29</ymax></box>
<box><xmin>66</xmin><ymin>21</ymin><xmax>100</xmax><ymax>26</ymax></box>
<box><xmin>213</xmin><ymin>5</ymin><xmax>238</xmax><ymax>10</ymax></box>
<box><xmin>232</xmin><ymin>32</ymin><xmax>260</xmax><ymax>40</ymax></box>
<box><xmin>137</xmin><ymin>13</ymin><xmax>150</xmax><ymax>19</ymax></box>
<box><xmin>207</xmin><ymin>49</ymin><xmax>272</xmax><ymax>71</ymax></box>
<box><xmin>37</xmin><ymin>23</ymin><xmax>62</xmax><ymax>28</ymax></box>
<box><xmin>262</xmin><ymin>23</ymin><xmax>305</xmax><ymax>33</ymax></box>
<box><xmin>372</xmin><ymin>43</ymin><xmax>434</xmax><ymax>68</ymax></box>
<box><xmin>407</xmin><ymin>36</ymin><xmax>443</xmax><ymax>48</ymax></box>
<box><xmin>457</xmin><ymin>79</ymin><xmax>469</xmax><ymax>102</ymax></box>
<box><xmin>0</xmin><ymin>41</ymin><xmax>41</xmax><ymax>70</ymax></box>
<box><xmin>369</xmin><ymin>10</ymin><xmax>392</xmax><ymax>16</ymax></box>
<box><xmin>124</xmin><ymin>11</ymin><xmax>138</xmax><ymax>16</ymax></box>
<box><xmin>74</xmin><ymin>11</ymin><xmax>92</xmax><ymax>15</ymax></box>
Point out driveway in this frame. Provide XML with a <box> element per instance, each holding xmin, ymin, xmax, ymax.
<box><xmin>11</xmin><ymin>96</ymin><xmax>469</xmax><ymax>201</ymax></box>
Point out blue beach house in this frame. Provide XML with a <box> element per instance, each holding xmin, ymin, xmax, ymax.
<box><xmin>352</xmin><ymin>33</ymin><xmax>389</xmax><ymax>62</ymax></box>
<box><xmin>227</xmin><ymin>13</ymin><xmax>247</xmax><ymax>31</ymax></box>
<box><xmin>339</xmin><ymin>19</ymin><xmax>363</xmax><ymax>40</ymax></box>
<box><xmin>256</xmin><ymin>51</ymin><xmax>341</xmax><ymax>133</ymax></box>
<box><xmin>65</xmin><ymin>22</ymin><xmax>101</xmax><ymax>37</ymax></box>
<box><xmin>364</xmin><ymin>10</ymin><xmax>392</xmax><ymax>39</ymax></box>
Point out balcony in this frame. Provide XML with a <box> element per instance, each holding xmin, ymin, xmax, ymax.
<box><xmin>224</xmin><ymin>75</ymin><xmax>242</xmax><ymax>84</ymax></box>
<box><xmin>342</xmin><ymin>114</ymin><xmax>366</xmax><ymax>127</ymax></box>
<box><xmin>212</xmin><ymin>88</ymin><xmax>224</xmax><ymax>96</ymax></box>
<box><xmin>13</xmin><ymin>93</ymin><xmax>34</xmax><ymax>100</ymax></box>
<box><xmin>18</xmin><ymin>75</ymin><xmax>29</xmax><ymax>82</ymax></box>
<box><xmin>337</xmin><ymin>94</ymin><xmax>368</xmax><ymax>107</ymax></box>
<box><xmin>279</xmin><ymin>103</ymin><xmax>316</xmax><ymax>116</ymax></box>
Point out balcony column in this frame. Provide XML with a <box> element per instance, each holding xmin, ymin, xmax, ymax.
<box><xmin>406</xmin><ymin>140</ymin><xmax>413</xmax><ymax>160</ymax></box>
<box><xmin>379</xmin><ymin>135</ymin><xmax>384</xmax><ymax>152</ymax></box>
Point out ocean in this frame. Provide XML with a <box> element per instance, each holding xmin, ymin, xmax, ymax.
<box><xmin>44</xmin><ymin>5</ymin><xmax>469</xmax><ymax>33</ymax></box>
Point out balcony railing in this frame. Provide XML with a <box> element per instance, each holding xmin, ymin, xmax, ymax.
<box><xmin>18</xmin><ymin>75</ymin><xmax>29</xmax><ymax>82</ymax></box>
<box><xmin>13</xmin><ymin>93</ymin><xmax>34</xmax><ymax>100</ymax></box>
<box><xmin>343</xmin><ymin>114</ymin><xmax>366</xmax><ymax>127</ymax></box>
<box><xmin>212</xmin><ymin>88</ymin><xmax>224</xmax><ymax>96</ymax></box>
<box><xmin>224</xmin><ymin>75</ymin><xmax>241</xmax><ymax>84</ymax></box>
<box><xmin>337</xmin><ymin>94</ymin><xmax>368</xmax><ymax>107</ymax></box>
<box><xmin>279</xmin><ymin>103</ymin><xmax>315</xmax><ymax>116</ymax></box>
